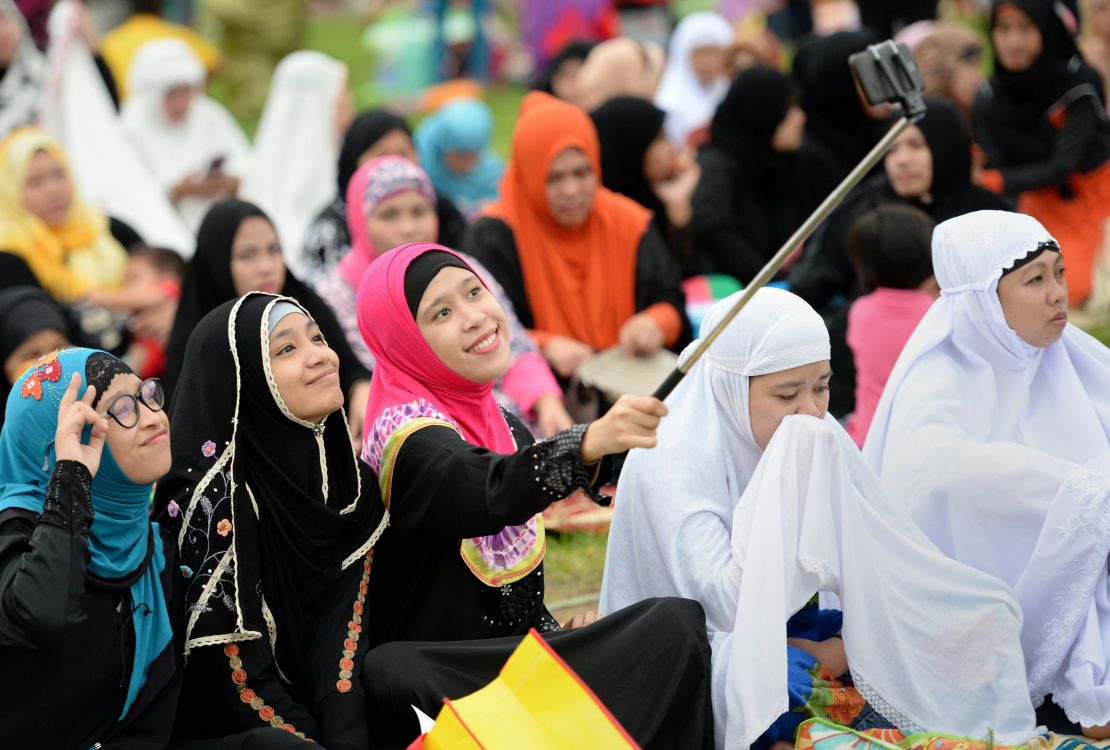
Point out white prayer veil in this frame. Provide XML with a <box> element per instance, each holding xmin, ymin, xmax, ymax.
<box><xmin>603</xmin><ymin>288</ymin><xmax>1037</xmax><ymax>749</ymax></box>
<box><xmin>241</xmin><ymin>51</ymin><xmax>347</xmax><ymax>271</ymax></box>
<box><xmin>122</xmin><ymin>39</ymin><xmax>250</xmax><ymax>236</ymax></box>
<box><xmin>864</xmin><ymin>209</ymin><xmax>1110</xmax><ymax>726</ymax></box>
<box><xmin>653</xmin><ymin>11</ymin><xmax>733</xmax><ymax>145</ymax></box>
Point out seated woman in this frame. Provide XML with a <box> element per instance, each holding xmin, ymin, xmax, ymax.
<box><xmin>0</xmin><ymin>286</ymin><xmax>70</xmax><ymax>433</ymax></box>
<box><xmin>464</xmin><ymin>92</ymin><xmax>690</xmax><ymax>382</ymax></box>
<box><xmin>788</xmin><ymin>96</ymin><xmax>1011</xmax><ymax>417</ymax></box>
<box><xmin>590</xmin><ymin>95</ymin><xmax>701</xmax><ymax>274</ymax></box>
<box><xmin>162</xmin><ymin>199</ymin><xmax>372</xmax><ymax>436</ymax></box>
<box><xmin>602</xmin><ymin>288</ymin><xmax>1037</xmax><ymax>749</ymax></box>
<box><xmin>122</xmin><ymin>39</ymin><xmax>250</xmax><ymax>236</ymax></box>
<box><xmin>0</xmin><ymin>349</ymin><xmax>176</xmax><ymax>746</ymax></box>
<box><xmin>358</xmin><ymin>242</ymin><xmax>713</xmax><ymax>748</ymax></box>
<box><xmin>692</xmin><ymin>66</ymin><xmax>838</xmax><ymax>285</ymax></box>
<box><xmin>573</xmin><ymin>37</ymin><xmax>665</xmax><ymax>113</ymax></box>
<box><xmin>413</xmin><ymin>97</ymin><xmax>503</xmax><ymax>220</ymax></box>
<box><xmin>300</xmin><ymin>109</ymin><xmax>466</xmax><ymax>286</ymax></box>
<box><xmin>157</xmin><ymin>294</ymin><xmax>388</xmax><ymax>749</ymax></box>
<box><xmin>316</xmin><ymin>156</ymin><xmax>571</xmax><ymax>437</ymax></box>
<box><xmin>653</xmin><ymin>11</ymin><xmax>733</xmax><ymax>147</ymax></box>
<box><xmin>974</xmin><ymin>0</ymin><xmax>1110</xmax><ymax>306</ymax></box>
<box><xmin>0</xmin><ymin>348</ymin><xmax>306</xmax><ymax>748</ymax></box>
<box><xmin>241</xmin><ymin>50</ymin><xmax>351</xmax><ymax>259</ymax></box>
<box><xmin>0</xmin><ymin>127</ymin><xmax>128</xmax><ymax>302</ymax></box>
<box><xmin>864</xmin><ymin>210</ymin><xmax>1110</xmax><ymax>738</ymax></box>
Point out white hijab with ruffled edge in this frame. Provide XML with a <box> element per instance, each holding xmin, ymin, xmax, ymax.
<box><xmin>604</xmin><ymin>286</ymin><xmax>1037</xmax><ymax>749</ymax></box>
<box><xmin>864</xmin><ymin>209</ymin><xmax>1110</xmax><ymax>726</ymax></box>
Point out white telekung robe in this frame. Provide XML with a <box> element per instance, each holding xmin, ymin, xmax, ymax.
<box><xmin>121</xmin><ymin>39</ymin><xmax>250</xmax><ymax>236</ymax></box>
<box><xmin>864</xmin><ymin>210</ymin><xmax>1110</xmax><ymax>727</ymax></box>
<box><xmin>653</xmin><ymin>11</ymin><xmax>733</xmax><ymax>146</ymax></box>
<box><xmin>241</xmin><ymin>51</ymin><xmax>347</xmax><ymax>271</ymax></box>
<box><xmin>602</xmin><ymin>287</ymin><xmax>1037</xmax><ymax>750</ymax></box>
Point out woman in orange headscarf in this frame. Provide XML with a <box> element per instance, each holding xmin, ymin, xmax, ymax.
<box><xmin>463</xmin><ymin>91</ymin><xmax>689</xmax><ymax>381</ymax></box>
<box><xmin>0</xmin><ymin>127</ymin><xmax>127</xmax><ymax>302</ymax></box>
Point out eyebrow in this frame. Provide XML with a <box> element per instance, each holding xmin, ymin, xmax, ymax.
<box><xmin>420</xmin><ymin>273</ymin><xmax>479</xmax><ymax>318</ymax></box>
<box><xmin>772</xmin><ymin>371</ymin><xmax>833</xmax><ymax>389</ymax></box>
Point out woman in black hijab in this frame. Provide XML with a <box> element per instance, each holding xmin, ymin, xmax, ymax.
<box><xmin>163</xmin><ymin>200</ymin><xmax>371</xmax><ymax>437</ymax></box>
<box><xmin>157</xmin><ymin>293</ymin><xmax>387</xmax><ymax>749</ymax></box>
<box><xmin>974</xmin><ymin>0</ymin><xmax>1110</xmax><ymax>306</ymax></box>
<box><xmin>0</xmin><ymin>286</ymin><xmax>69</xmax><ymax>433</ymax></box>
<box><xmin>299</xmin><ymin>109</ymin><xmax>466</xmax><ymax>285</ymax></box>
<box><xmin>533</xmin><ymin>39</ymin><xmax>595</xmax><ymax>101</ymax></box>
<box><xmin>690</xmin><ymin>66</ymin><xmax>839</xmax><ymax>283</ymax></box>
<box><xmin>788</xmin><ymin>96</ymin><xmax>1012</xmax><ymax>417</ymax></box>
<box><xmin>792</xmin><ymin>29</ymin><xmax>885</xmax><ymax>182</ymax></box>
<box><xmin>590</xmin><ymin>96</ymin><xmax>699</xmax><ymax>273</ymax></box>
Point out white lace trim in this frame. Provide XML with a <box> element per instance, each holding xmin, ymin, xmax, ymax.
<box><xmin>261</xmin><ymin>594</ymin><xmax>291</xmax><ymax>684</ymax></box>
<box><xmin>341</xmin><ymin>510</ymin><xmax>390</xmax><ymax>570</ymax></box>
<box><xmin>851</xmin><ymin>669</ymin><xmax>926</xmax><ymax>734</ymax></box>
<box><xmin>1026</xmin><ymin>465</ymin><xmax>1110</xmax><ymax>703</ymax></box>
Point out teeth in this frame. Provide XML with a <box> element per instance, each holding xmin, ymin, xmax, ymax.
<box><xmin>468</xmin><ymin>331</ymin><xmax>497</xmax><ymax>353</ymax></box>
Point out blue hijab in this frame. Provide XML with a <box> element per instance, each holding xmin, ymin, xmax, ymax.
<box><xmin>413</xmin><ymin>98</ymin><xmax>503</xmax><ymax>218</ymax></box>
<box><xmin>0</xmin><ymin>348</ymin><xmax>172</xmax><ymax>720</ymax></box>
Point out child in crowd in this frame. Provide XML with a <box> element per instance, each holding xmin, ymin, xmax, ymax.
<box><xmin>845</xmin><ymin>204</ymin><xmax>937</xmax><ymax>447</ymax></box>
<box><xmin>88</xmin><ymin>246</ymin><xmax>185</xmax><ymax>378</ymax></box>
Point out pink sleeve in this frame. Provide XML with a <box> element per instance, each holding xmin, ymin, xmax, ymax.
<box><xmin>501</xmin><ymin>351</ymin><xmax>562</xmax><ymax>415</ymax></box>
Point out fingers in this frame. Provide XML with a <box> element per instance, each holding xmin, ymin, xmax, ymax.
<box><xmin>59</xmin><ymin>372</ymin><xmax>80</xmax><ymax>411</ymax></box>
<box><xmin>80</xmin><ymin>382</ymin><xmax>97</xmax><ymax>407</ymax></box>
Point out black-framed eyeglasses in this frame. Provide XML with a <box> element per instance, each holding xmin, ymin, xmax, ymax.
<box><xmin>102</xmin><ymin>378</ymin><xmax>164</xmax><ymax>428</ymax></box>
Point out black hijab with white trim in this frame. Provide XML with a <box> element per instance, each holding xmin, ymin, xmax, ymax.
<box><xmin>156</xmin><ymin>292</ymin><xmax>386</xmax><ymax>688</ymax></box>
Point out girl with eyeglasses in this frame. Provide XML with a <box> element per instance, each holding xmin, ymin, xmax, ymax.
<box><xmin>0</xmin><ymin>348</ymin><xmax>313</xmax><ymax>748</ymax></box>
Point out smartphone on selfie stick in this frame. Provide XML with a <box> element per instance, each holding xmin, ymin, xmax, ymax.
<box><xmin>650</xmin><ymin>41</ymin><xmax>927</xmax><ymax>402</ymax></box>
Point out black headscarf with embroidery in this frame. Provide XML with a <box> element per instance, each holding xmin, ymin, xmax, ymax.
<box><xmin>157</xmin><ymin>293</ymin><xmax>385</xmax><ymax>690</ymax></box>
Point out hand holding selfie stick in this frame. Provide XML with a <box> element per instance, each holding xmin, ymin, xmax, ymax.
<box><xmin>652</xmin><ymin>41</ymin><xmax>928</xmax><ymax>401</ymax></box>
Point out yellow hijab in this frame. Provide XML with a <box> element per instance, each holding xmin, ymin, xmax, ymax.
<box><xmin>0</xmin><ymin>128</ymin><xmax>126</xmax><ymax>302</ymax></box>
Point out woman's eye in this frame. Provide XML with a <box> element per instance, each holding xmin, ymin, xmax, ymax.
<box><xmin>312</xmin><ymin>333</ymin><xmax>326</xmax><ymax>344</ymax></box>
<box><xmin>1027</xmin><ymin>275</ymin><xmax>1042</xmax><ymax>285</ymax></box>
<box><xmin>275</xmin><ymin>344</ymin><xmax>294</xmax><ymax>356</ymax></box>
<box><xmin>468</xmin><ymin>286</ymin><xmax>481</xmax><ymax>298</ymax></box>
<box><xmin>815</xmin><ymin>385</ymin><xmax>830</xmax><ymax>394</ymax></box>
<box><xmin>434</xmin><ymin>308</ymin><xmax>450</xmax><ymax>320</ymax></box>
<box><xmin>268</xmin><ymin>244</ymin><xmax>282</xmax><ymax>256</ymax></box>
<box><xmin>777</xmin><ymin>393</ymin><xmax>797</xmax><ymax>402</ymax></box>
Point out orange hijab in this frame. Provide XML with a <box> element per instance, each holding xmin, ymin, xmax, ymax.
<box><xmin>484</xmin><ymin>92</ymin><xmax>651</xmax><ymax>351</ymax></box>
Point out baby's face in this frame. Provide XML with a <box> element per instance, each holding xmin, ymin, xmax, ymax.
<box><xmin>124</xmin><ymin>257</ymin><xmax>159</xmax><ymax>288</ymax></box>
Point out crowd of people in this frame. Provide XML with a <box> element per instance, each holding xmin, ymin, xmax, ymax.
<box><xmin>2</xmin><ymin>0</ymin><xmax>1110</xmax><ymax>748</ymax></box>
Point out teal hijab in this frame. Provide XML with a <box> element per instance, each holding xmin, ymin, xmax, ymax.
<box><xmin>0</xmin><ymin>348</ymin><xmax>172</xmax><ymax>720</ymax></box>
<box><xmin>413</xmin><ymin>97</ymin><xmax>503</xmax><ymax>217</ymax></box>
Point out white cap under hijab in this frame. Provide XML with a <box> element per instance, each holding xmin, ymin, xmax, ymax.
<box><xmin>603</xmin><ymin>287</ymin><xmax>1037</xmax><ymax>748</ymax></box>
<box><xmin>864</xmin><ymin>210</ymin><xmax>1110</xmax><ymax>726</ymax></box>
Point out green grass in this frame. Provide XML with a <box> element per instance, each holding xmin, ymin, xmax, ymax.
<box><xmin>544</xmin><ymin>532</ymin><xmax>609</xmax><ymax>621</ymax></box>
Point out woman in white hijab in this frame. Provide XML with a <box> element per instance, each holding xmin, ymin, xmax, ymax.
<box><xmin>241</xmin><ymin>50</ymin><xmax>351</xmax><ymax>270</ymax></box>
<box><xmin>864</xmin><ymin>209</ymin><xmax>1110</xmax><ymax>738</ymax></box>
<box><xmin>653</xmin><ymin>11</ymin><xmax>733</xmax><ymax>146</ymax></box>
<box><xmin>122</xmin><ymin>38</ymin><xmax>249</xmax><ymax>236</ymax></box>
<box><xmin>602</xmin><ymin>287</ymin><xmax>1037</xmax><ymax>750</ymax></box>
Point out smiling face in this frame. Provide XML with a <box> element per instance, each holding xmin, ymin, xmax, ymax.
<box><xmin>267</xmin><ymin>312</ymin><xmax>344</xmax><ymax>423</ymax></box>
<box><xmin>22</xmin><ymin>150</ymin><xmax>74</xmax><ymax>228</ymax></box>
<box><xmin>996</xmin><ymin>249</ymin><xmax>1068</xmax><ymax>347</ymax></box>
<box><xmin>365</xmin><ymin>189</ymin><xmax>439</xmax><ymax>253</ymax></box>
<box><xmin>992</xmin><ymin>4</ymin><xmax>1044</xmax><ymax>73</ymax></box>
<box><xmin>100</xmin><ymin>373</ymin><xmax>172</xmax><ymax>484</ymax></box>
<box><xmin>748</xmin><ymin>361</ymin><xmax>832</xmax><ymax>450</ymax></box>
<box><xmin>230</xmin><ymin>216</ymin><xmax>286</xmax><ymax>296</ymax></box>
<box><xmin>884</xmin><ymin>124</ymin><xmax>933</xmax><ymax>199</ymax></box>
<box><xmin>545</xmin><ymin>148</ymin><xmax>597</xmax><ymax>228</ymax></box>
<box><xmin>416</xmin><ymin>265</ymin><xmax>512</xmax><ymax>383</ymax></box>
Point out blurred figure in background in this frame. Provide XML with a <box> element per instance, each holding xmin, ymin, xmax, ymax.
<box><xmin>122</xmin><ymin>38</ymin><xmax>249</xmax><ymax>236</ymax></box>
<box><xmin>574</xmin><ymin>36</ymin><xmax>665</xmax><ymax>112</ymax></box>
<box><xmin>532</xmin><ymin>38</ymin><xmax>594</xmax><ymax>101</ymax></box>
<box><xmin>654</xmin><ymin>11</ymin><xmax>734</xmax><ymax>147</ymax></box>
<box><xmin>414</xmin><ymin>97</ymin><xmax>503</xmax><ymax>219</ymax></box>
<box><xmin>907</xmin><ymin>21</ymin><xmax>985</xmax><ymax>122</ymax></box>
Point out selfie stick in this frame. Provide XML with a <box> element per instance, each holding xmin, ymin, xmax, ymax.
<box><xmin>652</xmin><ymin>41</ymin><xmax>928</xmax><ymax>401</ymax></box>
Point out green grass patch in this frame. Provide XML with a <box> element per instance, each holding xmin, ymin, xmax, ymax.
<box><xmin>544</xmin><ymin>532</ymin><xmax>609</xmax><ymax>619</ymax></box>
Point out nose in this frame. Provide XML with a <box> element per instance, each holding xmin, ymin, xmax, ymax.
<box><xmin>305</xmin><ymin>343</ymin><xmax>330</xmax><ymax>367</ymax></box>
<box><xmin>795</xmin><ymin>392</ymin><xmax>823</xmax><ymax>418</ymax></box>
<box><xmin>137</xmin><ymin>399</ymin><xmax>165</xmax><ymax>431</ymax></box>
<box><xmin>1048</xmin><ymin>274</ymin><xmax>1067</xmax><ymax>306</ymax></box>
<box><xmin>460</xmin><ymin>304</ymin><xmax>487</xmax><ymax>331</ymax></box>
